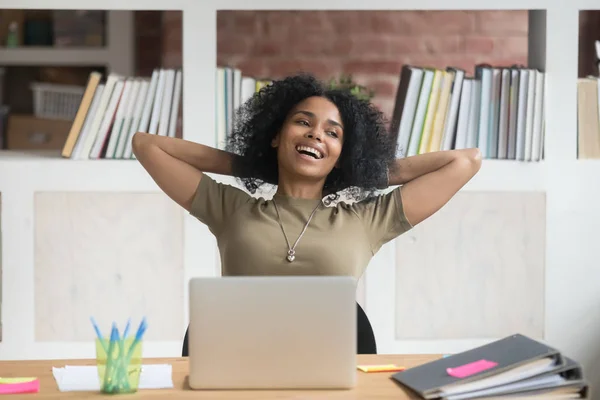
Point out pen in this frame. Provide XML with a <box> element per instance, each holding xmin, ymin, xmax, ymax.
<box><xmin>123</xmin><ymin>318</ymin><xmax>131</xmax><ymax>338</ymax></box>
<box><xmin>90</xmin><ymin>317</ymin><xmax>103</xmax><ymax>340</ymax></box>
<box><xmin>116</xmin><ymin>319</ymin><xmax>132</xmax><ymax>391</ymax></box>
<box><xmin>90</xmin><ymin>317</ymin><xmax>108</xmax><ymax>353</ymax></box>
<box><xmin>102</xmin><ymin>324</ymin><xmax>118</xmax><ymax>392</ymax></box>
<box><xmin>124</xmin><ymin>317</ymin><xmax>147</xmax><ymax>363</ymax></box>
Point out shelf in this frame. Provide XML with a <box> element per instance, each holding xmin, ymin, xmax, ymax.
<box><xmin>0</xmin><ymin>151</ymin><xmax>159</xmax><ymax>192</ymax></box>
<box><xmin>0</xmin><ymin>151</ymin><xmax>546</xmax><ymax>193</ymax></box>
<box><xmin>568</xmin><ymin>159</ymin><xmax>600</xmax><ymax>189</ymax></box>
<box><xmin>463</xmin><ymin>159</ymin><xmax>546</xmax><ymax>192</ymax></box>
<box><xmin>205</xmin><ymin>0</ymin><xmax>550</xmax><ymax>9</ymax></box>
<box><xmin>0</xmin><ymin>47</ymin><xmax>110</xmax><ymax>66</ymax></box>
<box><xmin>215</xmin><ymin>161</ymin><xmax>547</xmax><ymax>196</ymax></box>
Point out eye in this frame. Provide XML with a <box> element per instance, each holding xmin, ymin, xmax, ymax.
<box><xmin>296</xmin><ymin>120</ymin><xmax>310</xmax><ymax>126</ymax></box>
<box><xmin>327</xmin><ymin>131</ymin><xmax>338</xmax><ymax>138</ymax></box>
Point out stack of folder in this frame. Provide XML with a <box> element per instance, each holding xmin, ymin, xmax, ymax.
<box><xmin>392</xmin><ymin>334</ymin><xmax>588</xmax><ymax>399</ymax></box>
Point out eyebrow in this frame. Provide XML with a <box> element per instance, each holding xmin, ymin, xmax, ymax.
<box><xmin>293</xmin><ymin>110</ymin><xmax>343</xmax><ymax>129</ymax></box>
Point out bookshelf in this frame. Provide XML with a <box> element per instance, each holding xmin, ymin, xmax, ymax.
<box><xmin>0</xmin><ymin>10</ymin><xmax>134</xmax><ymax>76</ymax></box>
<box><xmin>0</xmin><ymin>47</ymin><xmax>112</xmax><ymax>66</ymax></box>
<box><xmin>2</xmin><ymin>1</ymin><xmax>600</xmax><ymax>396</ymax></box>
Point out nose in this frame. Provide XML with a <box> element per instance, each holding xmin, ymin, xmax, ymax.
<box><xmin>305</xmin><ymin>131</ymin><xmax>322</xmax><ymax>142</ymax></box>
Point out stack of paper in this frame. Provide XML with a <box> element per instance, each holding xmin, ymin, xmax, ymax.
<box><xmin>391</xmin><ymin>334</ymin><xmax>588</xmax><ymax>399</ymax></box>
<box><xmin>52</xmin><ymin>364</ymin><xmax>174</xmax><ymax>392</ymax></box>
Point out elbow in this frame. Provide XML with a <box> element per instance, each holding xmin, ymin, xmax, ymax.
<box><xmin>463</xmin><ymin>148</ymin><xmax>482</xmax><ymax>171</ymax></box>
<box><xmin>132</xmin><ymin>131</ymin><xmax>150</xmax><ymax>159</ymax></box>
<box><xmin>456</xmin><ymin>148</ymin><xmax>482</xmax><ymax>177</ymax></box>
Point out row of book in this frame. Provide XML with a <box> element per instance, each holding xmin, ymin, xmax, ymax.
<box><xmin>61</xmin><ymin>68</ymin><xmax>182</xmax><ymax>159</ymax></box>
<box><xmin>391</xmin><ymin>64</ymin><xmax>545</xmax><ymax>162</ymax></box>
<box><xmin>215</xmin><ymin>66</ymin><xmax>271</xmax><ymax>150</ymax></box>
<box><xmin>64</xmin><ymin>64</ymin><xmax>548</xmax><ymax>161</ymax></box>
<box><xmin>577</xmin><ymin>76</ymin><xmax>600</xmax><ymax>159</ymax></box>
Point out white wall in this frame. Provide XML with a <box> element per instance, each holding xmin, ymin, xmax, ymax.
<box><xmin>1</xmin><ymin>0</ymin><xmax>600</xmax><ymax>397</ymax></box>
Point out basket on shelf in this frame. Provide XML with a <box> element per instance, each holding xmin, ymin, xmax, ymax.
<box><xmin>30</xmin><ymin>82</ymin><xmax>85</xmax><ymax>121</ymax></box>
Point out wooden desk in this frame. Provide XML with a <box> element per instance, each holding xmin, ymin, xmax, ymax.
<box><xmin>0</xmin><ymin>354</ymin><xmax>439</xmax><ymax>399</ymax></box>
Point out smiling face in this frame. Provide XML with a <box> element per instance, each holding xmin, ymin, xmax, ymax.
<box><xmin>271</xmin><ymin>96</ymin><xmax>344</xmax><ymax>186</ymax></box>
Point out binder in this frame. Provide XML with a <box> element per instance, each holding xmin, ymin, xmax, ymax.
<box><xmin>391</xmin><ymin>334</ymin><xmax>588</xmax><ymax>399</ymax></box>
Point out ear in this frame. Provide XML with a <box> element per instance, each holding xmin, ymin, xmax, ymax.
<box><xmin>271</xmin><ymin>133</ymin><xmax>280</xmax><ymax>148</ymax></box>
<box><xmin>334</xmin><ymin>155</ymin><xmax>342</xmax><ymax>168</ymax></box>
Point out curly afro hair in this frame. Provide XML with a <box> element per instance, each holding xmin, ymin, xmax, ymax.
<box><xmin>226</xmin><ymin>73</ymin><xmax>395</xmax><ymax>201</ymax></box>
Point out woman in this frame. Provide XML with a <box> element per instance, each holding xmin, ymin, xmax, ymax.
<box><xmin>132</xmin><ymin>73</ymin><xmax>481</xmax><ymax>353</ymax></box>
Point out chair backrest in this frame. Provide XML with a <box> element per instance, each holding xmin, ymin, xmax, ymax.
<box><xmin>182</xmin><ymin>301</ymin><xmax>377</xmax><ymax>356</ymax></box>
<box><xmin>356</xmin><ymin>302</ymin><xmax>377</xmax><ymax>354</ymax></box>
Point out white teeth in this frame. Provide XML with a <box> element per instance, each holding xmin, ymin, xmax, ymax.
<box><xmin>296</xmin><ymin>145</ymin><xmax>322</xmax><ymax>159</ymax></box>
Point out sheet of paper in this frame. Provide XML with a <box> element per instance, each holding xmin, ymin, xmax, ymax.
<box><xmin>52</xmin><ymin>364</ymin><xmax>174</xmax><ymax>392</ymax></box>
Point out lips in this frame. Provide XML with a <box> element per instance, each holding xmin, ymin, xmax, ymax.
<box><xmin>295</xmin><ymin>145</ymin><xmax>324</xmax><ymax>159</ymax></box>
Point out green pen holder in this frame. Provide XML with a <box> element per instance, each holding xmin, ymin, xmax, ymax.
<box><xmin>95</xmin><ymin>337</ymin><xmax>143</xmax><ymax>394</ymax></box>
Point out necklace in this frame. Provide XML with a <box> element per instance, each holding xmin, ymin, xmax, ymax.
<box><xmin>272</xmin><ymin>197</ymin><xmax>322</xmax><ymax>262</ymax></box>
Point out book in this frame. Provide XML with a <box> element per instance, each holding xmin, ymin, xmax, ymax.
<box><xmin>391</xmin><ymin>334</ymin><xmax>588</xmax><ymax>399</ymax></box>
<box><xmin>215</xmin><ymin>66</ymin><xmax>270</xmax><ymax>150</ymax></box>
<box><xmin>390</xmin><ymin>63</ymin><xmax>545</xmax><ymax>161</ymax></box>
<box><xmin>61</xmin><ymin>68</ymin><xmax>182</xmax><ymax>160</ymax></box>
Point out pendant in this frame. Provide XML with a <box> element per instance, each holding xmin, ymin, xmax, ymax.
<box><xmin>287</xmin><ymin>249</ymin><xmax>295</xmax><ymax>262</ymax></box>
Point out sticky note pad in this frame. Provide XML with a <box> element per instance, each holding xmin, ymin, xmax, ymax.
<box><xmin>446</xmin><ymin>359</ymin><xmax>498</xmax><ymax>378</ymax></box>
<box><xmin>357</xmin><ymin>364</ymin><xmax>405</xmax><ymax>373</ymax></box>
<box><xmin>0</xmin><ymin>377</ymin><xmax>40</xmax><ymax>394</ymax></box>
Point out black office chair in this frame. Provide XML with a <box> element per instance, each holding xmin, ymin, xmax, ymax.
<box><xmin>356</xmin><ymin>302</ymin><xmax>377</xmax><ymax>354</ymax></box>
<box><xmin>181</xmin><ymin>301</ymin><xmax>377</xmax><ymax>356</ymax></box>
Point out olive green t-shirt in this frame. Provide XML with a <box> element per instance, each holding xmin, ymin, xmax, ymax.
<box><xmin>190</xmin><ymin>175</ymin><xmax>413</xmax><ymax>279</ymax></box>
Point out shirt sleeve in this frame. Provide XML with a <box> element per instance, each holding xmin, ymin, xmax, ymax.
<box><xmin>351</xmin><ymin>187</ymin><xmax>413</xmax><ymax>254</ymax></box>
<box><xmin>189</xmin><ymin>174</ymin><xmax>251</xmax><ymax>237</ymax></box>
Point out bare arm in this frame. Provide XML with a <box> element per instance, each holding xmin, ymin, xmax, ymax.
<box><xmin>132</xmin><ymin>132</ymin><xmax>237</xmax><ymax>211</ymax></box>
<box><xmin>389</xmin><ymin>148</ymin><xmax>482</xmax><ymax>226</ymax></box>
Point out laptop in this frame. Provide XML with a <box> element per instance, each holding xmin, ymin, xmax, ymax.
<box><xmin>187</xmin><ymin>276</ymin><xmax>357</xmax><ymax>390</ymax></box>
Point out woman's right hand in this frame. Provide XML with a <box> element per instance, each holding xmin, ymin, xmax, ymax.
<box><xmin>132</xmin><ymin>132</ymin><xmax>236</xmax><ymax>212</ymax></box>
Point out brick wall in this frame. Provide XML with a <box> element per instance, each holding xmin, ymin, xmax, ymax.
<box><xmin>579</xmin><ymin>11</ymin><xmax>600</xmax><ymax>78</ymax></box>
<box><xmin>150</xmin><ymin>10</ymin><xmax>529</xmax><ymax>119</ymax></box>
<box><xmin>215</xmin><ymin>10</ymin><xmax>529</xmax><ymax>118</ymax></box>
<box><xmin>141</xmin><ymin>10</ymin><xmax>600</xmax><ymax>120</ymax></box>
<box><xmin>162</xmin><ymin>11</ymin><xmax>183</xmax><ymax>69</ymax></box>
<box><xmin>134</xmin><ymin>11</ymin><xmax>163</xmax><ymax>77</ymax></box>
<box><xmin>134</xmin><ymin>11</ymin><xmax>182</xmax><ymax>76</ymax></box>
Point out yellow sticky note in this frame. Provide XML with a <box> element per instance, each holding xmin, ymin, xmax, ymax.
<box><xmin>357</xmin><ymin>364</ymin><xmax>405</xmax><ymax>373</ymax></box>
<box><xmin>0</xmin><ymin>377</ymin><xmax>37</xmax><ymax>384</ymax></box>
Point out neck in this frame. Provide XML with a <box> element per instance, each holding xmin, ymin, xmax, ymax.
<box><xmin>276</xmin><ymin>175</ymin><xmax>325</xmax><ymax>200</ymax></box>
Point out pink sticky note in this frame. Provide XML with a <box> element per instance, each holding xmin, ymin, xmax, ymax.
<box><xmin>446</xmin><ymin>359</ymin><xmax>498</xmax><ymax>378</ymax></box>
<box><xmin>0</xmin><ymin>378</ymin><xmax>40</xmax><ymax>394</ymax></box>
